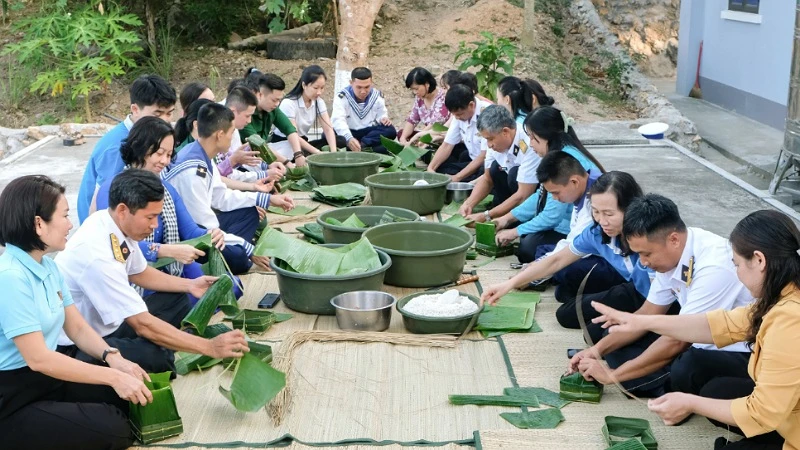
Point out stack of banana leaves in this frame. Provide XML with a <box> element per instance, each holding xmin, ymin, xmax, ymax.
<box><xmin>295</xmin><ymin>222</ymin><xmax>325</xmax><ymax>244</ymax></box>
<box><xmin>311</xmin><ymin>182</ymin><xmax>367</xmax><ymax>207</ymax></box>
<box><xmin>473</xmin><ymin>292</ymin><xmax>542</xmax><ymax>337</ymax></box>
<box><xmin>324</xmin><ymin>210</ymin><xmax>414</xmax><ymax>229</ymax></box>
<box><xmin>559</xmin><ymin>372</ymin><xmax>604</xmax><ymax>403</ymax></box>
<box><xmin>129</xmin><ymin>372</ymin><xmax>183</xmax><ymax>444</ymax></box>
<box><xmin>377</xmin><ymin>136</ymin><xmax>431</xmax><ymax>172</ymax></box>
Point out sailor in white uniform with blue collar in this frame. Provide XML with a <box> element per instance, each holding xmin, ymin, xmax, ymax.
<box><xmin>162</xmin><ymin>103</ymin><xmax>294</xmax><ymax>274</ymax></box>
<box><xmin>331</xmin><ymin>67</ymin><xmax>397</xmax><ymax>154</ymax></box>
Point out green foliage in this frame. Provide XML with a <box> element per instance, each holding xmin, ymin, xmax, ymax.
<box><xmin>569</xmin><ymin>55</ymin><xmax>589</xmax><ymax>83</ymax></box>
<box><xmin>146</xmin><ymin>26</ymin><xmax>179</xmax><ymax>80</ymax></box>
<box><xmin>454</xmin><ymin>32</ymin><xmax>517</xmax><ymax>101</ymax></box>
<box><xmin>3</xmin><ymin>1</ymin><xmax>143</xmax><ymax>119</ymax></box>
<box><xmin>180</xmin><ymin>0</ymin><xmax>264</xmax><ymax>45</ymax></box>
<box><xmin>536</xmin><ymin>0</ymin><xmax>570</xmax><ymax>40</ymax></box>
<box><xmin>0</xmin><ymin>61</ymin><xmax>31</xmax><ymax>109</ymax></box>
<box><xmin>36</xmin><ymin>113</ymin><xmax>59</xmax><ymax>126</ymax></box>
<box><xmin>600</xmin><ymin>51</ymin><xmax>631</xmax><ymax>93</ymax></box>
<box><xmin>261</xmin><ymin>0</ymin><xmax>313</xmax><ymax>34</ymax></box>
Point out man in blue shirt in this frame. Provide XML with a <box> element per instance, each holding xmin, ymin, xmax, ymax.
<box><xmin>77</xmin><ymin>75</ymin><xmax>176</xmax><ymax>223</ymax></box>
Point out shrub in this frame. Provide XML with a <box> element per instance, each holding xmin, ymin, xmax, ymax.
<box><xmin>454</xmin><ymin>32</ymin><xmax>517</xmax><ymax>101</ymax></box>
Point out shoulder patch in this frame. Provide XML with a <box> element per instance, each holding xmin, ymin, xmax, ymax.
<box><xmin>519</xmin><ymin>140</ymin><xmax>528</xmax><ymax>154</ymax></box>
<box><xmin>196</xmin><ymin>165</ymin><xmax>208</xmax><ymax>178</ymax></box>
<box><xmin>110</xmin><ymin>234</ymin><xmax>125</xmax><ymax>263</ymax></box>
<box><xmin>378</xmin><ymin>90</ymin><xmax>384</xmax><ymax>98</ymax></box>
<box><xmin>338</xmin><ymin>92</ymin><xmax>344</xmax><ymax>98</ymax></box>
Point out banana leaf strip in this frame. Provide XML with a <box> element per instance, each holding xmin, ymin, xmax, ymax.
<box><xmin>341</xmin><ymin>213</ymin><xmax>367</xmax><ymax>228</ymax></box>
<box><xmin>503</xmin><ymin>387</ymin><xmax>571</xmax><ymax>408</ymax></box>
<box><xmin>443</xmin><ymin>214</ymin><xmax>473</xmax><ymax>228</ymax></box>
<box><xmin>174</xmin><ymin>352</ymin><xmax>223</xmax><ymax>376</ymax></box>
<box><xmin>229</xmin><ymin>309</ymin><xmax>287</xmax><ymax>333</ymax></box>
<box><xmin>380</xmin><ymin>136</ymin><xmax>405</xmax><ymax>155</ymax></box>
<box><xmin>432</xmin><ymin>122</ymin><xmax>449</xmax><ymax>132</ymax></box>
<box><xmin>295</xmin><ymin>223</ymin><xmax>325</xmax><ymax>244</ymax></box>
<box><xmin>607</xmin><ymin>440</ymin><xmax>648</xmax><ymax>450</ymax></box>
<box><xmin>560</xmin><ymin>372</ymin><xmax>604</xmax><ymax>403</ymax></box>
<box><xmin>602</xmin><ymin>416</ymin><xmax>657</xmax><ymax>450</ymax></box>
<box><xmin>150</xmin><ymin>234</ymin><xmax>213</xmax><ymax>269</ymax></box>
<box><xmin>181</xmin><ymin>275</ymin><xmax>237</xmax><ymax>335</ymax></box>
<box><xmin>441</xmin><ymin>202</ymin><xmax>462</xmax><ymax>215</ymax></box>
<box><xmin>207</xmin><ymin>249</ymin><xmax>240</xmax><ymax>316</ymax></box>
<box><xmin>449</xmin><ymin>391</ymin><xmax>540</xmax><ymax>407</ymax></box>
<box><xmin>396</xmin><ymin>145</ymin><xmax>430</xmax><ymax>168</ymax></box>
<box><xmin>500</xmin><ymin>408</ymin><xmax>565</xmax><ymax>429</ymax></box>
<box><xmin>267</xmin><ymin>204</ymin><xmax>319</xmax><ymax>216</ymax></box>
<box><xmin>325</xmin><ymin>217</ymin><xmax>344</xmax><ymax>226</ymax></box>
<box><xmin>219</xmin><ymin>352</ymin><xmax>286</xmax><ymax>412</ymax></box>
<box><xmin>246</xmin><ymin>134</ymin><xmax>278</xmax><ymax>164</ymax></box>
<box><xmin>129</xmin><ymin>372</ymin><xmax>183</xmax><ymax>444</ymax></box>
<box><xmin>378</xmin><ymin>210</ymin><xmax>414</xmax><ymax>224</ymax></box>
<box><xmin>474</xmin><ymin>305</ymin><xmax>530</xmax><ymax>331</ymax></box>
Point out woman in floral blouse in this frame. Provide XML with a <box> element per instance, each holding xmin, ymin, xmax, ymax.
<box><xmin>398</xmin><ymin>67</ymin><xmax>450</xmax><ymax>145</ymax></box>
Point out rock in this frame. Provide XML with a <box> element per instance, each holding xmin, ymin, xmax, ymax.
<box><xmin>229</xmin><ymin>32</ymin><xmax>242</xmax><ymax>43</ymax></box>
<box><xmin>379</xmin><ymin>2</ymin><xmax>400</xmax><ymax>21</ymax></box>
<box><xmin>81</xmin><ymin>127</ymin><xmax>99</xmax><ymax>136</ymax></box>
<box><xmin>217</xmin><ymin>47</ymin><xmax>226</xmax><ymax>52</ymax></box>
<box><xmin>666</xmin><ymin>38</ymin><xmax>679</xmax><ymax>65</ymax></box>
<box><xmin>197</xmin><ymin>46</ymin><xmax>204</xmax><ymax>51</ymax></box>
<box><xmin>22</xmin><ymin>139</ymin><xmax>31</xmax><ymax>147</ymax></box>
<box><xmin>26</xmin><ymin>126</ymin><xmax>48</xmax><ymax>141</ymax></box>
<box><xmin>227</xmin><ymin>49</ymin><xmax>234</xmax><ymax>55</ymax></box>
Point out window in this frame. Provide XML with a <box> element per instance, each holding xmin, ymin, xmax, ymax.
<box><xmin>728</xmin><ymin>0</ymin><xmax>760</xmax><ymax>14</ymax></box>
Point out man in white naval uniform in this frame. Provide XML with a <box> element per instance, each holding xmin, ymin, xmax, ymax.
<box><xmin>331</xmin><ymin>67</ymin><xmax>397</xmax><ymax>154</ymax></box>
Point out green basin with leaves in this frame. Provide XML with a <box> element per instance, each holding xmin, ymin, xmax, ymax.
<box><xmin>362</xmin><ymin>222</ymin><xmax>473</xmax><ymax>288</ymax></box>
<box><xmin>307</xmin><ymin>152</ymin><xmax>383</xmax><ymax>185</ymax></box>
<box><xmin>364</xmin><ymin>172</ymin><xmax>450</xmax><ymax>215</ymax></box>
<box><xmin>317</xmin><ymin>206</ymin><xmax>421</xmax><ymax>244</ymax></box>
<box><xmin>269</xmin><ymin>244</ymin><xmax>392</xmax><ymax>315</ymax></box>
<box><xmin>396</xmin><ymin>290</ymin><xmax>483</xmax><ymax>334</ymax></box>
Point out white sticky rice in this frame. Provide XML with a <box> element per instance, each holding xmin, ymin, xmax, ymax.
<box><xmin>402</xmin><ymin>289</ymin><xmax>478</xmax><ymax>318</ymax></box>
<box><xmin>413</xmin><ymin>179</ymin><xmax>430</xmax><ymax>186</ymax></box>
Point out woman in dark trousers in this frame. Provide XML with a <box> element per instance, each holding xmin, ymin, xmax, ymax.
<box><xmin>0</xmin><ymin>175</ymin><xmax>152</xmax><ymax>450</ymax></box>
<box><xmin>592</xmin><ymin>209</ymin><xmax>799</xmax><ymax>450</ymax></box>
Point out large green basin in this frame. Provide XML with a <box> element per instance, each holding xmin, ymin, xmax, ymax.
<box><xmin>364</xmin><ymin>172</ymin><xmax>450</xmax><ymax>215</ymax></box>
<box><xmin>307</xmin><ymin>152</ymin><xmax>382</xmax><ymax>185</ymax></box>
<box><xmin>317</xmin><ymin>206</ymin><xmax>421</xmax><ymax>244</ymax></box>
<box><xmin>396</xmin><ymin>290</ymin><xmax>483</xmax><ymax>334</ymax></box>
<box><xmin>270</xmin><ymin>244</ymin><xmax>392</xmax><ymax>315</ymax></box>
<box><xmin>362</xmin><ymin>222</ymin><xmax>473</xmax><ymax>288</ymax></box>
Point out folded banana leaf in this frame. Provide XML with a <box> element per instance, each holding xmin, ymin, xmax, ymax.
<box><xmin>473</xmin><ymin>195</ymin><xmax>493</xmax><ymax>213</ymax></box>
<box><xmin>246</xmin><ymin>134</ymin><xmax>278</xmax><ymax>164</ymax></box>
<box><xmin>174</xmin><ymin>352</ymin><xmax>223</xmax><ymax>376</ymax></box>
<box><xmin>443</xmin><ymin>214</ymin><xmax>473</xmax><ymax>228</ymax></box>
<box><xmin>474</xmin><ymin>305</ymin><xmax>530</xmax><ymax>331</ymax></box>
<box><xmin>202</xmin><ymin>322</ymin><xmax>234</xmax><ymax>337</ymax></box>
<box><xmin>418</xmin><ymin>133</ymin><xmax>434</xmax><ymax>144</ymax></box>
<box><xmin>208</xmin><ymin>249</ymin><xmax>240</xmax><ymax>314</ymax></box>
<box><xmin>150</xmin><ymin>234</ymin><xmax>213</xmax><ymax>269</ymax></box>
<box><xmin>503</xmin><ymin>387</ymin><xmax>571</xmax><ymax>408</ymax></box>
<box><xmin>449</xmin><ymin>390</ymin><xmax>540</xmax><ymax>407</ymax></box>
<box><xmin>253</xmin><ymin>227</ymin><xmax>380</xmax><ymax>275</ymax></box>
<box><xmin>378</xmin><ymin>210</ymin><xmax>414</xmax><ymax>224</ymax></box>
<box><xmin>341</xmin><ymin>213</ymin><xmax>367</xmax><ymax>228</ymax></box>
<box><xmin>228</xmin><ymin>309</ymin><xmax>292</xmax><ymax>334</ymax></box>
<box><xmin>325</xmin><ymin>217</ymin><xmax>343</xmax><ymax>226</ymax></box>
<box><xmin>381</xmin><ymin>136</ymin><xmax>405</xmax><ymax>155</ymax></box>
<box><xmin>311</xmin><ymin>183</ymin><xmax>366</xmax><ymax>207</ymax></box>
<box><xmin>284</xmin><ymin>165</ymin><xmax>310</xmax><ymax>180</ymax></box>
<box><xmin>466</xmin><ymin>249</ymin><xmax>478</xmax><ymax>260</ymax></box>
<box><xmin>602</xmin><ymin>416</ymin><xmax>657</xmax><ymax>450</ymax></box>
<box><xmin>267</xmin><ymin>204</ymin><xmax>319</xmax><ymax>216</ymax></box>
<box><xmin>129</xmin><ymin>372</ymin><xmax>183</xmax><ymax>444</ymax></box>
<box><xmin>219</xmin><ymin>352</ymin><xmax>286</xmax><ymax>412</ymax></box>
<box><xmin>296</xmin><ymin>223</ymin><xmax>325</xmax><ymax>244</ymax></box>
<box><xmin>432</xmin><ymin>122</ymin><xmax>449</xmax><ymax>132</ymax></box>
<box><xmin>560</xmin><ymin>372</ymin><xmax>604</xmax><ymax>404</ymax></box>
<box><xmin>396</xmin><ymin>145</ymin><xmax>430</xmax><ymax>168</ymax></box>
<box><xmin>607</xmin><ymin>440</ymin><xmax>649</xmax><ymax>450</ymax></box>
<box><xmin>475</xmin><ymin>221</ymin><xmax>515</xmax><ymax>257</ymax></box>
<box><xmin>481</xmin><ymin>292</ymin><xmax>542</xmax><ymax>337</ymax></box>
<box><xmin>181</xmin><ymin>275</ymin><xmax>238</xmax><ymax>336</ymax></box>
<box><xmin>500</xmin><ymin>408</ymin><xmax>565</xmax><ymax>429</ymax></box>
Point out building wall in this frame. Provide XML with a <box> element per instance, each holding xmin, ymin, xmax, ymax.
<box><xmin>676</xmin><ymin>0</ymin><xmax>795</xmax><ymax>130</ymax></box>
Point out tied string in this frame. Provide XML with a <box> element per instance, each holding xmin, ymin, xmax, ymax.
<box><xmin>560</xmin><ymin>111</ymin><xmax>575</xmax><ymax>133</ymax></box>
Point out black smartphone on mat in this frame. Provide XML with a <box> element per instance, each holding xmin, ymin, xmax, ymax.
<box><xmin>567</xmin><ymin>348</ymin><xmax>581</xmax><ymax>359</ymax></box>
<box><xmin>258</xmin><ymin>293</ymin><xmax>281</xmax><ymax>309</ymax></box>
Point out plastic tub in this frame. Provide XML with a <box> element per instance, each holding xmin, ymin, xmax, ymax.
<box><xmin>307</xmin><ymin>152</ymin><xmax>383</xmax><ymax>185</ymax></box>
<box><xmin>396</xmin><ymin>290</ymin><xmax>483</xmax><ymax>334</ymax></box>
<box><xmin>362</xmin><ymin>221</ymin><xmax>473</xmax><ymax>288</ymax></box>
<box><xmin>364</xmin><ymin>172</ymin><xmax>450</xmax><ymax>215</ymax></box>
<box><xmin>269</xmin><ymin>244</ymin><xmax>392</xmax><ymax>315</ymax></box>
<box><xmin>317</xmin><ymin>206</ymin><xmax>420</xmax><ymax>244</ymax></box>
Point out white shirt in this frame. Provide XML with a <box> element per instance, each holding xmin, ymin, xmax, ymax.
<box><xmin>331</xmin><ymin>88</ymin><xmax>389</xmax><ymax>142</ymax></box>
<box><xmin>444</xmin><ymin>98</ymin><xmax>493</xmax><ymax>160</ymax></box>
<box><xmin>647</xmin><ymin>227</ymin><xmax>754</xmax><ymax>352</ymax></box>
<box><xmin>273</xmin><ymin>97</ymin><xmax>327</xmax><ymax>159</ymax></box>
<box><xmin>55</xmin><ymin>210</ymin><xmax>148</xmax><ymax>344</ymax></box>
<box><xmin>483</xmin><ymin>125</ymin><xmax>540</xmax><ymax>184</ymax></box>
<box><xmin>220</xmin><ymin>129</ymin><xmax>264</xmax><ymax>182</ymax></box>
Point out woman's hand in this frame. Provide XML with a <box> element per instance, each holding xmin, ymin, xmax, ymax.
<box><xmin>269</xmin><ymin>161</ymin><xmax>286</xmax><ymax>177</ymax></box>
<box><xmin>208</xmin><ymin>228</ymin><xmax>225</xmax><ymax>250</ymax></box>
<box><xmin>229</xmin><ymin>145</ymin><xmax>261</xmax><ymax>167</ymax></box>
<box><xmin>591</xmin><ymin>302</ymin><xmax>643</xmax><ymax>333</ymax></box>
<box><xmin>481</xmin><ymin>280</ymin><xmax>514</xmax><ymax>305</ymax></box>
<box><xmin>648</xmin><ymin>393</ymin><xmax>695</xmax><ymax>425</ymax></box>
<box><xmin>106</xmin><ymin>353</ymin><xmax>150</xmax><ymax>382</ymax></box>
<box><xmin>496</xmin><ymin>228</ymin><xmax>519</xmax><ymax>246</ymax></box>
<box><xmin>162</xmin><ymin>244</ymin><xmax>205</xmax><ymax>264</ymax></box>
<box><xmin>567</xmin><ymin>347</ymin><xmax>598</xmax><ymax>374</ymax></box>
<box><xmin>250</xmin><ymin>255</ymin><xmax>271</xmax><ymax>271</ymax></box>
<box><xmin>110</xmin><ymin>371</ymin><xmax>153</xmax><ymax>405</ymax></box>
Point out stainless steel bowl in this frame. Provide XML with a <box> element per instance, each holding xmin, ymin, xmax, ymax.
<box><xmin>446</xmin><ymin>182</ymin><xmax>474</xmax><ymax>203</ymax></box>
<box><xmin>330</xmin><ymin>291</ymin><xmax>396</xmax><ymax>332</ymax></box>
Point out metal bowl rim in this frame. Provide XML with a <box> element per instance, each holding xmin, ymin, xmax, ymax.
<box><xmin>330</xmin><ymin>290</ymin><xmax>397</xmax><ymax>312</ymax></box>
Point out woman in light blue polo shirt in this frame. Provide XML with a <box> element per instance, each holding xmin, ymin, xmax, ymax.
<box><xmin>0</xmin><ymin>175</ymin><xmax>152</xmax><ymax>450</ymax></box>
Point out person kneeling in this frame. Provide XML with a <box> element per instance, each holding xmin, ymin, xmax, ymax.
<box><xmin>331</xmin><ymin>67</ymin><xmax>396</xmax><ymax>154</ymax></box>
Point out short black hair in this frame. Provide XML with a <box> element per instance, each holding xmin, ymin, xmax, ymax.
<box><xmin>444</xmin><ymin>84</ymin><xmax>474</xmax><ymax>112</ymax></box>
<box><xmin>226</xmin><ymin>86</ymin><xmax>258</xmax><ymax>111</ymax></box>
<box><xmin>0</xmin><ymin>175</ymin><xmax>65</xmax><ymax>252</ymax></box>
<box><xmin>351</xmin><ymin>67</ymin><xmax>372</xmax><ymax>80</ymax></box>
<box><xmin>250</xmin><ymin>73</ymin><xmax>285</xmax><ymax>93</ymax></box>
<box><xmin>405</xmin><ymin>67</ymin><xmax>437</xmax><ymax>93</ymax></box>
<box><xmin>174</xmin><ymin>98</ymin><xmax>213</xmax><ymax>145</ymax></box>
<box><xmin>454</xmin><ymin>72</ymin><xmax>479</xmax><ymax>95</ymax></box>
<box><xmin>130</xmin><ymin>75</ymin><xmax>177</xmax><ymax>109</ymax></box>
<box><xmin>180</xmin><ymin>82</ymin><xmax>210</xmax><ymax>112</ymax></box>
<box><xmin>536</xmin><ymin>150</ymin><xmax>586</xmax><ymax>185</ymax></box>
<box><xmin>440</xmin><ymin>70</ymin><xmax>462</xmax><ymax>89</ymax></box>
<box><xmin>622</xmin><ymin>194</ymin><xmax>687</xmax><ymax>241</ymax></box>
<box><xmin>227</xmin><ymin>78</ymin><xmax>247</xmax><ymax>94</ymax></box>
<box><xmin>197</xmin><ymin>103</ymin><xmax>234</xmax><ymax>138</ymax></box>
<box><xmin>120</xmin><ymin>117</ymin><xmax>175</xmax><ymax>167</ymax></box>
<box><xmin>108</xmin><ymin>169</ymin><xmax>164</xmax><ymax>214</ymax></box>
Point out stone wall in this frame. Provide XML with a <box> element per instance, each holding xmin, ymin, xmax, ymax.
<box><xmin>0</xmin><ymin>123</ymin><xmax>113</xmax><ymax>161</ymax></box>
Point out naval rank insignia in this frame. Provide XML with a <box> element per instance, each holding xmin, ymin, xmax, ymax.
<box><xmin>110</xmin><ymin>234</ymin><xmax>127</xmax><ymax>263</ymax></box>
<box><xmin>680</xmin><ymin>256</ymin><xmax>695</xmax><ymax>287</ymax></box>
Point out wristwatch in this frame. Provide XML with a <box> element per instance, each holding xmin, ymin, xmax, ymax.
<box><xmin>101</xmin><ymin>347</ymin><xmax>120</xmax><ymax>364</ymax></box>
<box><xmin>484</xmin><ymin>210</ymin><xmax>491</xmax><ymax>221</ymax></box>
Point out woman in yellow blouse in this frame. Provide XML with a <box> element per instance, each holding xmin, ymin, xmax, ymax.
<box><xmin>591</xmin><ymin>209</ymin><xmax>798</xmax><ymax>450</ymax></box>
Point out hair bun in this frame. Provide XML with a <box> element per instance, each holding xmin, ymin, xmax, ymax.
<box><xmin>544</xmin><ymin>96</ymin><xmax>555</xmax><ymax>106</ymax></box>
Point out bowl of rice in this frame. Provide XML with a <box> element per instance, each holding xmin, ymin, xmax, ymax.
<box><xmin>396</xmin><ymin>289</ymin><xmax>483</xmax><ymax>334</ymax></box>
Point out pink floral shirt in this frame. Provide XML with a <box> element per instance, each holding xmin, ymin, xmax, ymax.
<box><xmin>406</xmin><ymin>89</ymin><xmax>450</xmax><ymax>127</ymax></box>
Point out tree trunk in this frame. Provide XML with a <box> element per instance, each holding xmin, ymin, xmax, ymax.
<box><xmin>145</xmin><ymin>0</ymin><xmax>157</xmax><ymax>49</ymax></box>
<box><xmin>521</xmin><ymin>0</ymin><xmax>535</xmax><ymax>47</ymax></box>
<box><xmin>333</xmin><ymin>0</ymin><xmax>385</xmax><ymax>93</ymax></box>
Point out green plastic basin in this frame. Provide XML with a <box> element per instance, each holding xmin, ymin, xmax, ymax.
<box><xmin>364</xmin><ymin>172</ymin><xmax>450</xmax><ymax>215</ymax></box>
<box><xmin>396</xmin><ymin>290</ymin><xmax>483</xmax><ymax>334</ymax></box>
<box><xmin>362</xmin><ymin>222</ymin><xmax>473</xmax><ymax>288</ymax></box>
<box><xmin>307</xmin><ymin>152</ymin><xmax>382</xmax><ymax>185</ymax></box>
<box><xmin>269</xmin><ymin>244</ymin><xmax>392</xmax><ymax>315</ymax></box>
<box><xmin>317</xmin><ymin>206</ymin><xmax>421</xmax><ymax>244</ymax></box>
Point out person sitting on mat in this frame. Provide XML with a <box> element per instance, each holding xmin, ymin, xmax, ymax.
<box><xmin>589</xmin><ymin>209</ymin><xmax>799</xmax><ymax>450</ymax></box>
<box><xmin>399</xmin><ymin>67</ymin><xmax>450</xmax><ymax>146</ymax></box>
<box><xmin>495</xmin><ymin>76</ymin><xmax>554</xmax><ymax>126</ymax></box>
<box><xmin>0</xmin><ymin>175</ymin><xmax>151</xmax><ymax>450</ymax></box>
<box><xmin>56</xmin><ymin>170</ymin><xmax>249</xmax><ymax>375</ymax></box>
<box><xmin>482</xmin><ymin>168</ymin><xmax>652</xmax><ymax>345</ymax></box>
<box><xmin>164</xmin><ymin>102</ymin><xmax>294</xmax><ymax>273</ymax></box>
<box><xmin>458</xmin><ymin>105</ymin><xmax>539</xmax><ymax>223</ymax></box>
<box><xmin>568</xmin><ymin>194</ymin><xmax>754</xmax><ymax>398</ymax></box>
<box><xmin>331</xmin><ymin>66</ymin><xmax>396</xmax><ymax>154</ymax></box>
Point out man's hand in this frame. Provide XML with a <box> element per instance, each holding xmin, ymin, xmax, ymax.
<box><xmin>229</xmin><ymin>145</ymin><xmax>261</xmax><ymax>167</ymax></box>
<box><xmin>347</xmin><ymin>138</ymin><xmax>362</xmax><ymax>152</ymax></box>
<box><xmin>188</xmin><ymin>275</ymin><xmax>218</xmax><ymax>299</ymax></box>
<box><xmin>568</xmin><ymin>347</ymin><xmax>599</xmax><ymax>374</ymax></box>
<box><xmin>496</xmin><ymin>228</ymin><xmax>519</xmax><ymax>246</ymax></box>
<box><xmin>164</xmin><ymin>244</ymin><xmax>205</xmax><ymax>265</ymax></box>
<box><xmin>208</xmin><ymin>228</ymin><xmax>225</xmax><ymax>250</ymax></box>
<box><xmin>250</xmin><ymin>255</ymin><xmax>271</xmax><ymax>271</ymax></box>
<box><xmin>467</xmin><ymin>212</ymin><xmax>487</xmax><ymax>224</ymax></box>
<box><xmin>106</xmin><ymin>353</ymin><xmax>150</xmax><ymax>382</ymax></box>
<box><xmin>269</xmin><ymin>194</ymin><xmax>295</xmax><ymax>211</ymax></box>
<box><xmin>578</xmin><ymin>358</ymin><xmax>613</xmax><ymax>385</ymax></box>
<box><xmin>380</xmin><ymin>117</ymin><xmax>393</xmax><ymax>127</ymax></box>
<box><xmin>481</xmin><ymin>280</ymin><xmax>514</xmax><ymax>305</ymax></box>
<box><xmin>458</xmin><ymin>202</ymin><xmax>474</xmax><ymax>217</ymax></box>
<box><xmin>110</xmin><ymin>370</ymin><xmax>153</xmax><ymax>405</ymax></box>
<box><xmin>256</xmin><ymin>206</ymin><xmax>267</xmax><ymax>221</ymax></box>
<box><xmin>208</xmin><ymin>330</ymin><xmax>250</xmax><ymax>359</ymax></box>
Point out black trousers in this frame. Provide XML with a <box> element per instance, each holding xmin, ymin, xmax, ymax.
<box><xmin>516</xmin><ymin>229</ymin><xmax>566</xmax><ymax>264</ymax></box>
<box><xmin>306</xmin><ymin>134</ymin><xmax>348</xmax><ymax>151</ymax></box>
<box><xmin>670</xmin><ymin>347</ymin><xmax>751</xmax><ymax>395</ymax></box>
<box><xmin>435</xmin><ymin>143</ymin><xmax>483</xmax><ymax>182</ymax></box>
<box><xmin>351</xmin><ymin>125</ymin><xmax>397</xmax><ymax>154</ymax></box>
<box><xmin>60</xmin><ymin>291</ymin><xmax>191</xmax><ymax>375</ymax></box>
<box><xmin>556</xmin><ymin>281</ymin><xmax>647</xmax><ymax>345</ymax></box>
<box><xmin>217</xmin><ymin>206</ymin><xmax>260</xmax><ymax>274</ymax></box>
<box><xmin>0</xmin><ymin>367</ymin><xmax>133</xmax><ymax>450</ymax></box>
<box><xmin>488</xmin><ymin>161</ymin><xmax>520</xmax><ymax>207</ymax></box>
<box><xmin>702</xmin><ymin>377</ymin><xmax>784</xmax><ymax>449</ymax></box>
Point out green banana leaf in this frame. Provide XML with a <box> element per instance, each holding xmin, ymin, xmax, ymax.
<box><xmin>246</xmin><ymin>134</ymin><xmax>278</xmax><ymax>164</ymax></box>
<box><xmin>503</xmin><ymin>387</ymin><xmax>571</xmax><ymax>409</ymax></box>
<box><xmin>181</xmin><ymin>275</ymin><xmax>238</xmax><ymax>336</ymax></box>
<box><xmin>607</xmin><ymin>440</ymin><xmax>649</xmax><ymax>450</ymax></box>
<box><xmin>295</xmin><ymin>223</ymin><xmax>325</xmax><ymax>244</ymax></box>
<box><xmin>380</xmin><ymin>136</ymin><xmax>405</xmax><ymax>155</ymax></box>
<box><xmin>466</xmin><ymin>249</ymin><xmax>478</xmax><ymax>260</ymax></box>
<box><xmin>418</xmin><ymin>133</ymin><xmax>434</xmax><ymax>144</ymax></box>
<box><xmin>443</xmin><ymin>214</ymin><xmax>473</xmax><ymax>228</ymax></box>
<box><xmin>560</xmin><ymin>372</ymin><xmax>604</xmax><ymax>404</ymax></box>
<box><xmin>432</xmin><ymin>122</ymin><xmax>449</xmax><ymax>132</ymax></box>
<box><xmin>284</xmin><ymin>165</ymin><xmax>310</xmax><ymax>180</ymax></box>
<box><xmin>341</xmin><ymin>213</ymin><xmax>367</xmax><ymax>228</ymax></box>
<box><xmin>311</xmin><ymin>183</ymin><xmax>366</xmax><ymax>207</ymax></box>
<box><xmin>219</xmin><ymin>352</ymin><xmax>286</xmax><ymax>412</ymax></box>
<box><xmin>378</xmin><ymin>210</ymin><xmax>414</xmax><ymax>224</ymax></box>
<box><xmin>175</xmin><ymin>352</ymin><xmax>223</xmax><ymax>376</ymax></box>
<box><xmin>325</xmin><ymin>217</ymin><xmax>343</xmax><ymax>226</ymax></box>
<box><xmin>474</xmin><ymin>195</ymin><xmax>493</xmax><ymax>213</ymax></box>
<box><xmin>475</xmin><ymin>221</ymin><xmax>515</xmax><ymax>257</ymax></box>
<box><xmin>449</xmin><ymin>391</ymin><xmax>540</xmax><ymax>407</ymax></box>
<box><xmin>474</xmin><ymin>305</ymin><xmax>530</xmax><ymax>331</ymax></box>
<box><xmin>129</xmin><ymin>372</ymin><xmax>183</xmax><ymax>444</ymax></box>
<box><xmin>396</xmin><ymin>145</ymin><xmax>430</xmax><ymax>168</ymax></box>
<box><xmin>208</xmin><ymin>249</ymin><xmax>240</xmax><ymax>314</ymax></box>
<box><xmin>267</xmin><ymin>204</ymin><xmax>319</xmax><ymax>216</ymax></box>
<box><xmin>373</xmin><ymin>152</ymin><xmax>399</xmax><ymax>167</ymax></box>
<box><xmin>150</xmin><ymin>234</ymin><xmax>213</xmax><ymax>269</ymax></box>
<box><xmin>228</xmin><ymin>309</ymin><xmax>292</xmax><ymax>334</ymax></box>
<box><xmin>202</xmin><ymin>323</ymin><xmax>234</xmax><ymax>337</ymax></box>
<box><xmin>481</xmin><ymin>292</ymin><xmax>542</xmax><ymax>337</ymax></box>
<box><xmin>602</xmin><ymin>416</ymin><xmax>658</xmax><ymax>450</ymax></box>
<box><xmin>441</xmin><ymin>202</ymin><xmax>461</xmax><ymax>215</ymax></box>
<box><xmin>500</xmin><ymin>408</ymin><xmax>565</xmax><ymax>429</ymax></box>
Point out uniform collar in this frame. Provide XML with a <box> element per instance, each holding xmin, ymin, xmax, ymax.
<box><xmin>575</xmin><ymin>169</ymin><xmax>601</xmax><ymax>209</ymax></box>
<box><xmin>101</xmin><ymin>209</ymin><xmax>134</xmax><ymax>246</ymax></box>
<box><xmin>4</xmin><ymin>244</ymin><xmax>50</xmax><ymax>281</ymax></box>
<box><xmin>669</xmin><ymin>228</ymin><xmax>695</xmax><ymax>283</ymax></box>
<box><xmin>123</xmin><ymin>115</ymin><xmax>134</xmax><ymax>131</ymax></box>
